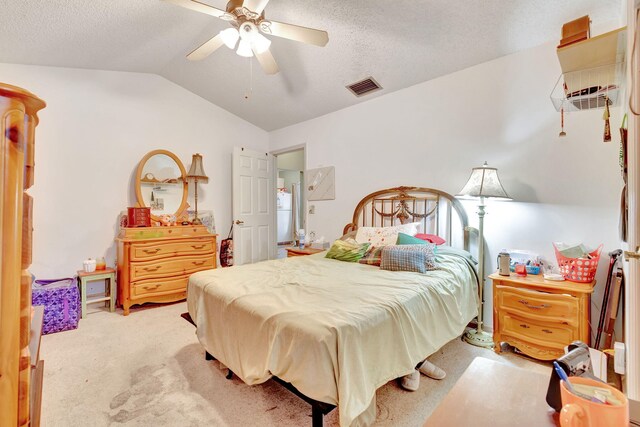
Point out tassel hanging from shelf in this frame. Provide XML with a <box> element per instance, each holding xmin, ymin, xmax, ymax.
<box><xmin>603</xmin><ymin>97</ymin><xmax>611</xmax><ymax>142</ymax></box>
<box><xmin>559</xmin><ymin>107</ymin><xmax>567</xmax><ymax>137</ymax></box>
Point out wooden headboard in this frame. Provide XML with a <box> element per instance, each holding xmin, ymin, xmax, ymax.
<box><xmin>343</xmin><ymin>186</ymin><xmax>471</xmax><ymax>251</ymax></box>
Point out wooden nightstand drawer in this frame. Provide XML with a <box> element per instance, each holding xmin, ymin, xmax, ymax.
<box><xmin>501</xmin><ymin>313</ymin><xmax>576</xmax><ymax>349</ymax></box>
<box><xmin>491</xmin><ymin>272</ymin><xmax>594</xmax><ymax>361</ymax></box>
<box><xmin>497</xmin><ymin>285</ymin><xmax>579</xmax><ymax>324</ymax></box>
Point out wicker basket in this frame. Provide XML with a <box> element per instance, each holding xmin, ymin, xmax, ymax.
<box><xmin>553</xmin><ymin>244</ymin><xmax>603</xmax><ymax>283</ymax></box>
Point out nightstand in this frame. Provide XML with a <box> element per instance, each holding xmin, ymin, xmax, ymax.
<box><xmin>491</xmin><ymin>272</ymin><xmax>595</xmax><ymax>361</ymax></box>
<box><xmin>286</xmin><ymin>247</ymin><xmax>324</xmax><ymax>257</ymax></box>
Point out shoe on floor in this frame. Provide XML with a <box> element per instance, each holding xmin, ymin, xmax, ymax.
<box><xmin>417</xmin><ymin>360</ymin><xmax>446</xmax><ymax>380</ymax></box>
<box><xmin>399</xmin><ymin>370</ymin><xmax>420</xmax><ymax>391</ymax></box>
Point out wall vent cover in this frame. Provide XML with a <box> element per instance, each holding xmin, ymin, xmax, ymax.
<box><xmin>346</xmin><ymin>77</ymin><xmax>382</xmax><ymax>97</ymax></box>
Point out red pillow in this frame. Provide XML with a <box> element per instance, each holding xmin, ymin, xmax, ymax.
<box><xmin>415</xmin><ymin>233</ymin><xmax>446</xmax><ymax>245</ymax></box>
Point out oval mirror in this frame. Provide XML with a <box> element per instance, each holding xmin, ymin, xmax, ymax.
<box><xmin>135</xmin><ymin>149</ymin><xmax>188</xmax><ymax>221</ymax></box>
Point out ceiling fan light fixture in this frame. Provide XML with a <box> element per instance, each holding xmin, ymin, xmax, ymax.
<box><xmin>237</xmin><ymin>39</ymin><xmax>254</xmax><ymax>57</ymax></box>
<box><xmin>253</xmin><ymin>33</ymin><xmax>271</xmax><ymax>54</ymax></box>
<box><xmin>220</xmin><ymin>27</ymin><xmax>239</xmax><ymax>49</ymax></box>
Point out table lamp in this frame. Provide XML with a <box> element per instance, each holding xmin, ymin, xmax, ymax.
<box><xmin>186</xmin><ymin>153</ymin><xmax>208</xmax><ymax>225</ymax></box>
<box><xmin>457</xmin><ymin>161</ymin><xmax>511</xmax><ymax>348</ymax></box>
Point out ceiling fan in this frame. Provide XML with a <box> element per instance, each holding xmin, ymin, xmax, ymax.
<box><xmin>164</xmin><ymin>0</ymin><xmax>329</xmax><ymax>75</ymax></box>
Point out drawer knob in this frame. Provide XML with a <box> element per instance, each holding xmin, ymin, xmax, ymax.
<box><xmin>143</xmin><ymin>248</ymin><xmax>161</xmax><ymax>254</ymax></box>
<box><xmin>142</xmin><ymin>266</ymin><xmax>161</xmax><ymax>272</ymax></box>
<box><xmin>518</xmin><ymin>299</ymin><xmax>551</xmax><ymax>310</ymax></box>
<box><xmin>191</xmin><ymin>245</ymin><xmax>205</xmax><ymax>250</ymax></box>
<box><xmin>143</xmin><ymin>284</ymin><xmax>161</xmax><ymax>290</ymax></box>
<box><xmin>192</xmin><ymin>261</ymin><xmax>206</xmax><ymax>266</ymax></box>
<box><xmin>542</xmin><ymin>329</ymin><xmax>553</xmax><ymax>334</ymax></box>
<box><xmin>519</xmin><ymin>324</ymin><xmax>530</xmax><ymax>329</ymax></box>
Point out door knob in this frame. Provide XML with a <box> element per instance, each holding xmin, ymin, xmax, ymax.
<box><xmin>234</xmin><ymin>220</ymin><xmax>244</xmax><ymax>225</ymax></box>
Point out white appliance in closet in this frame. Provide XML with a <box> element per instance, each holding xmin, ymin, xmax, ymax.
<box><xmin>277</xmin><ymin>189</ymin><xmax>293</xmax><ymax>244</ymax></box>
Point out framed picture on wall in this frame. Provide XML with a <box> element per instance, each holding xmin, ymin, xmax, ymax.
<box><xmin>306</xmin><ymin>166</ymin><xmax>335</xmax><ymax>201</ymax></box>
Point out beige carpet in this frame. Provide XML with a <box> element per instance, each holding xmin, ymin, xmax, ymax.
<box><xmin>41</xmin><ymin>301</ymin><xmax>550</xmax><ymax>427</ymax></box>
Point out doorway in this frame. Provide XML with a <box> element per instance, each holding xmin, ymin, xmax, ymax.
<box><xmin>273</xmin><ymin>147</ymin><xmax>305</xmax><ymax>259</ymax></box>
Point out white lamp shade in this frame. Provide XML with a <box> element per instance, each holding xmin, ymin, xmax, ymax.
<box><xmin>457</xmin><ymin>162</ymin><xmax>511</xmax><ymax>200</ymax></box>
<box><xmin>237</xmin><ymin>39</ymin><xmax>254</xmax><ymax>57</ymax></box>
<box><xmin>220</xmin><ymin>28</ymin><xmax>239</xmax><ymax>49</ymax></box>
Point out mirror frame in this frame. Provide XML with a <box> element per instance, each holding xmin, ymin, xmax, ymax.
<box><xmin>135</xmin><ymin>149</ymin><xmax>188</xmax><ymax>222</ymax></box>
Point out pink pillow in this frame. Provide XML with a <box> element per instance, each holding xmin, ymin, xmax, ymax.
<box><xmin>415</xmin><ymin>233</ymin><xmax>446</xmax><ymax>245</ymax></box>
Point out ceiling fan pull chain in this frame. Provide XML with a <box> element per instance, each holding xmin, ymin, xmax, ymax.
<box><xmin>245</xmin><ymin>58</ymin><xmax>253</xmax><ymax>100</ymax></box>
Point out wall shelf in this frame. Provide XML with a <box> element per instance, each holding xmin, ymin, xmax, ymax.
<box><xmin>551</xmin><ymin>26</ymin><xmax>627</xmax><ymax>112</ymax></box>
<box><xmin>557</xmin><ymin>27</ymin><xmax>627</xmax><ymax>73</ymax></box>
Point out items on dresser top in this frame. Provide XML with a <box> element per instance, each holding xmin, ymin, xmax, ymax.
<box><xmin>116</xmin><ymin>225</ymin><xmax>217</xmax><ymax>315</ymax></box>
<box><xmin>127</xmin><ymin>206</ymin><xmax>151</xmax><ymax>227</ymax></box>
<box><xmin>491</xmin><ymin>272</ymin><xmax>595</xmax><ymax>361</ymax></box>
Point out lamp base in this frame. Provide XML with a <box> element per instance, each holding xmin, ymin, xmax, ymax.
<box><xmin>192</xmin><ymin>217</ymin><xmax>203</xmax><ymax>225</ymax></box>
<box><xmin>462</xmin><ymin>328</ymin><xmax>495</xmax><ymax>349</ymax></box>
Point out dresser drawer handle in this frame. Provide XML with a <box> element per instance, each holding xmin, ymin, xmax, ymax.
<box><xmin>192</xmin><ymin>261</ymin><xmax>206</xmax><ymax>266</ymax></box>
<box><xmin>191</xmin><ymin>244</ymin><xmax>206</xmax><ymax>250</ymax></box>
<box><xmin>518</xmin><ymin>299</ymin><xmax>551</xmax><ymax>310</ymax></box>
<box><xmin>142</xmin><ymin>249</ymin><xmax>161</xmax><ymax>254</ymax></box>
<box><xmin>142</xmin><ymin>266</ymin><xmax>161</xmax><ymax>272</ymax></box>
<box><xmin>542</xmin><ymin>329</ymin><xmax>553</xmax><ymax>334</ymax></box>
<box><xmin>142</xmin><ymin>284</ymin><xmax>161</xmax><ymax>291</ymax></box>
<box><xmin>519</xmin><ymin>324</ymin><xmax>530</xmax><ymax>329</ymax></box>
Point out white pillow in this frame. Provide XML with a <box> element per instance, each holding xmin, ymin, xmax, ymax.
<box><xmin>354</xmin><ymin>222</ymin><xmax>420</xmax><ymax>247</ymax></box>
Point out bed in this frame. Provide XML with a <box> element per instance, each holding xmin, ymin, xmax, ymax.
<box><xmin>186</xmin><ymin>186</ymin><xmax>479</xmax><ymax>426</ymax></box>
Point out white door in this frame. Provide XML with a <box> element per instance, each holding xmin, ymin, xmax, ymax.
<box><xmin>232</xmin><ymin>147</ymin><xmax>275</xmax><ymax>265</ymax></box>
<box><xmin>625</xmin><ymin>0</ymin><xmax>639</xmax><ymax>399</ymax></box>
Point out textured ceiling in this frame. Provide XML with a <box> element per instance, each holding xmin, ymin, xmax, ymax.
<box><xmin>0</xmin><ymin>0</ymin><xmax>623</xmax><ymax>131</ymax></box>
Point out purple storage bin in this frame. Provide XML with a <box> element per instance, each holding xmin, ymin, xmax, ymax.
<box><xmin>32</xmin><ymin>277</ymin><xmax>80</xmax><ymax>334</ymax></box>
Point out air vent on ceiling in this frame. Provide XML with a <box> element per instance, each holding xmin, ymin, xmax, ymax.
<box><xmin>346</xmin><ymin>77</ymin><xmax>382</xmax><ymax>97</ymax></box>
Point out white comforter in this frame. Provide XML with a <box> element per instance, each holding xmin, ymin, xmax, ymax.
<box><xmin>187</xmin><ymin>250</ymin><xmax>478</xmax><ymax>426</ymax></box>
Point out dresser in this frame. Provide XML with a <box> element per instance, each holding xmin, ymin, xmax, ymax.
<box><xmin>491</xmin><ymin>272</ymin><xmax>595</xmax><ymax>360</ymax></box>
<box><xmin>0</xmin><ymin>83</ymin><xmax>46</xmax><ymax>426</ymax></box>
<box><xmin>116</xmin><ymin>225</ymin><xmax>217</xmax><ymax>315</ymax></box>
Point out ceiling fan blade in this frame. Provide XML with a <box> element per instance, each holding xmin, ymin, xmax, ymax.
<box><xmin>187</xmin><ymin>34</ymin><xmax>225</xmax><ymax>61</ymax></box>
<box><xmin>251</xmin><ymin>45</ymin><xmax>279</xmax><ymax>75</ymax></box>
<box><xmin>242</xmin><ymin>0</ymin><xmax>270</xmax><ymax>14</ymax></box>
<box><xmin>259</xmin><ymin>20</ymin><xmax>328</xmax><ymax>47</ymax></box>
<box><xmin>163</xmin><ymin>0</ymin><xmax>230</xmax><ymax>19</ymax></box>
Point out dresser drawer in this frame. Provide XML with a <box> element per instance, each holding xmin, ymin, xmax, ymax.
<box><xmin>496</xmin><ymin>285</ymin><xmax>579</xmax><ymax>324</ymax></box>
<box><xmin>130</xmin><ymin>239</ymin><xmax>214</xmax><ymax>261</ymax></box>
<box><xmin>131</xmin><ymin>275</ymin><xmax>189</xmax><ymax>299</ymax></box>
<box><xmin>130</xmin><ymin>255</ymin><xmax>214</xmax><ymax>282</ymax></box>
<box><xmin>500</xmin><ymin>313</ymin><xmax>577</xmax><ymax>350</ymax></box>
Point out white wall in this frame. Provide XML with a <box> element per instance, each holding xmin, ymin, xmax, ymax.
<box><xmin>269</xmin><ymin>41</ymin><xmax>624</xmax><ymax>329</ymax></box>
<box><xmin>0</xmin><ymin>63</ymin><xmax>268</xmax><ymax>278</ymax></box>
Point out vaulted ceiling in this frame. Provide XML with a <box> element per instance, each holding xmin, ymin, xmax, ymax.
<box><xmin>0</xmin><ymin>0</ymin><xmax>622</xmax><ymax>130</ymax></box>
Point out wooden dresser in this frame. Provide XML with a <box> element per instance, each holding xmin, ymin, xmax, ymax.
<box><xmin>491</xmin><ymin>272</ymin><xmax>595</xmax><ymax>360</ymax></box>
<box><xmin>116</xmin><ymin>225</ymin><xmax>217</xmax><ymax>315</ymax></box>
<box><xmin>0</xmin><ymin>83</ymin><xmax>46</xmax><ymax>426</ymax></box>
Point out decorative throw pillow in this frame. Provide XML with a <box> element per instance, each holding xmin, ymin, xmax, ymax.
<box><xmin>358</xmin><ymin>246</ymin><xmax>384</xmax><ymax>266</ymax></box>
<box><xmin>414</xmin><ymin>233</ymin><xmax>446</xmax><ymax>245</ymax></box>
<box><xmin>381</xmin><ymin>244</ymin><xmax>437</xmax><ymax>272</ymax></box>
<box><xmin>354</xmin><ymin>222</ymin><xmax>420</xmax><ymax>247</ymax></box>
<box><xmin>380</xmin><ymin>245</ymin><xmax>427</xmax><ymax>273</ymax></box>
<box><xmin>325</xmin><ymin>238</ymin><xmax>371</xmax><ymax>262</ymax></box>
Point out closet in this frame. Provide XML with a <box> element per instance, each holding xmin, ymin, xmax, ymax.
<box><xmin>0</xmin><ymin>83</ymin><xmax>46</xmax><ymax>426</ymax></box>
